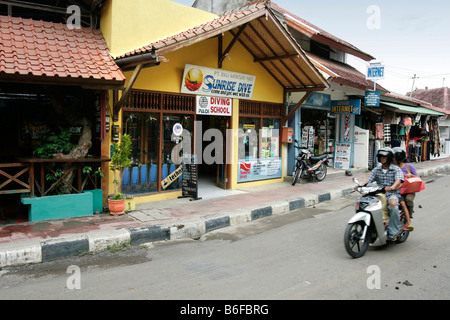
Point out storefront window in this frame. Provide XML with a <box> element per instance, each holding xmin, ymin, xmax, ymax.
<box><xmin>301</xmin><ymin>109</ymin><xmax>335</xmax><ymax>154</ymax></box>
<box><xmin>123</xmin><ymin>112</ymin><xmax>160</xmax><ymax>194</ymax></box>
<box><xmin>238</xmin><ymin>116</ymin><xmax>282</xmax><ymax>183</ymax></box>
<box><xmin>238</xmin><ymin>117</ymin><xmax>259</xmax><ymax>160</ymax></box>
<box><xmin>261</xmin><ymin>118</ymin><xmax>280</xmax><ymax>158</ymax></box>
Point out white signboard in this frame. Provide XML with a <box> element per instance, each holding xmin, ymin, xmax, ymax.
<box><xmin>334</xmin><ymin>141</ymin><xmax>352</xmax><ymax>170</ymax></box>
<box><xmin>353</xmin><ymin>126</ymin><xmax>369</xmax><ymax>169</ymax></box>
<box><xmin>181</xmin><ymin>64</ymin><xmax>256</xmax><ymax>100</ymax></box>
<box><xmin>196</xmin><ymin>96</ymin><xmax>232</xmax><ymax>116</ymax></box>
<box><xmin>366</xmin><ymin>62</ymin><xmax>385</xmax><ymax>80</ymax></box>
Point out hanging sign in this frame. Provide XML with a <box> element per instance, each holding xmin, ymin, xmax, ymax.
<box><xmin>366</xmin><ymin>62</ymin><xmax>385</xmax><ymax>80</ymax></box>
<box><xmin>331</xmin><ymin>99</ymin><xmax>361</xmax><ymax>115</ymax></box>
<box><xmin>181</xmin><ymin>64</ymin><xmax>256</xmax><ymax>100</ymax></box>
<box><xmin>364</xmin><ymin>91</ymin><xmax>380</xmax><ymax>107</ymax></box>
<box><xmin>196</xmin><ymin>96</ymin><xmax>232</xmax><ymax>116</ymax></box>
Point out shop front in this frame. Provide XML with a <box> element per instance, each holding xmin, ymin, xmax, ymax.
<box><xmin>104</xmin><ymin>1</ymin><xmax>329</xmax><ymax>204</ymax></box>
<box><xmin>0</xmin><ymin>15</ymin><xmax>125</xmax><ymax>223</ymax></box>
<box><xmin>287</xmin><ymin>92</ymin><xmax>335</xmax><ymax>174</ymax></box>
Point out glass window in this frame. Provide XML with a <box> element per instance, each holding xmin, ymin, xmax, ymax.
<box><xmin>238</xmin><ymin>117</ymin><xmax>259</xmax><ymax>160</ymax></box>
<box><xmin>123</xmin><ymin>112</ymin><xmax>160</xmax><ymax>194</ymax></box>
<box><xmin>261</xmin><ymin>118</ymin><xmax>280</xmax><ymax>158</ymax></box>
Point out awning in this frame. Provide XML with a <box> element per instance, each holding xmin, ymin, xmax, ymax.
<box><xmin>0</xmin><ymin>15</ymin><xmax>125</xmax><ymax>90</ymax></box>
<box><xmin>381</xmin><ymin>102</ymin><xmax>445</xmax><ymax>116</ymax></box>
<box><xmin>115</xmin><ymin>2</ymin><xmax>329</xmax><ymax>92</ymax></box>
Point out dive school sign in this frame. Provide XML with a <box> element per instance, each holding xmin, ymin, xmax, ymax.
<box><xmin>181</xmin><ymin>64</ymin><xmax>256</xmax><ymax>100</ymax></box>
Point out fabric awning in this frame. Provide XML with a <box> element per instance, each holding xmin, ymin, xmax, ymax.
<box><xmin>381</xmin><ymin>102</ymin><xmax>445</xmax><ymax>116</ymax></box>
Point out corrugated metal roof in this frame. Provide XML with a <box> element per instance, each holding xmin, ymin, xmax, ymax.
<box><xmin>381</xmin><ymin>102</ymin><xmax>445</xmax><ymax>116</ymax></box>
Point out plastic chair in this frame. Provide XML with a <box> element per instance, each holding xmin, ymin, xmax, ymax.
<box><xmin>149</xmin><ymin>164</ymin><xmax>157</xmax><ymax>192</ymax></box>
<box><xmin>130</xmin><ymin>166</ymin><xmax>139</xmax><ymax>193</ymax></box>
<box><xmin>140</xmin><ymin>164</ymin><xmax>148</xmax><ymax>192</ymax></box>
<box><xmin>122</xmin><ymin>167</ymin><xmax>131</xmax><ymax>193</ymax></box>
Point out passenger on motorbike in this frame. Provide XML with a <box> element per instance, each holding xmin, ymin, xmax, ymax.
<box><xmin>359</xmin><ymin>147</ymin><xmax>404</xmax><ymax>240</ymax></box>
<box><xmin>393</xmin><ymin>147</ymin><xmax>418</xmax><ymax>221</ymax></box>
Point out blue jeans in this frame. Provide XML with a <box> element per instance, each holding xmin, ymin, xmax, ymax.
<box><xmin>387</xmin><ymin>194</ymin><xmax>402</xmax><ymax>237</ymax></box>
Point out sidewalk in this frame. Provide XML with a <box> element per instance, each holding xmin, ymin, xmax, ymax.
<box><xmin>1</xmin><ymin>158</ymin><xmax>449</xmax><ymax>267</ymax></box>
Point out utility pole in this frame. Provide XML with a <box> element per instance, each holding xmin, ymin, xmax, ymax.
<box><xmin>410</xmin><ymin>74</ymin><xmax>418</xmax><ymax>98</ymax></box>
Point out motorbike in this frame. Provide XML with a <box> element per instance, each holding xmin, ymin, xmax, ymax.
<box><xmin>344</xmin><ymin>178</ymin><xmax>410</xmax><ymax>258</ymax></box>
<box><xmin>292</xmin><ymin>139</ymin><xmax>329</xmax><ymax>186</ymax></box>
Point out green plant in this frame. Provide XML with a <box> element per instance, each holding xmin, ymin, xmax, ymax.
<box><xmin>33</xmin><ymin>127</ymin><xmax>74</xmax><ymax>158</ymax></box>
<box><xmin>82</xmin><ymin>165</ymin><xmax>104</xmax><ymax>190</ymax></box>
<box><xmin>110</xmin><ymin>134</ymin><xmax>132</xmax><ymax>200</ymax></box>
<box><xmin>45</xmin><ymin>168</ymin><xmax>66</xmax><ymax>195</ymax></box>
<box><xmin>106</xmin><ymin>240</ymin><xmax>131</xmax><ymax>253</ymax></box>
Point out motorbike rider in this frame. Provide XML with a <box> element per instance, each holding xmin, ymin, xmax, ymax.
<box><xmin>359</xmin><ymin>147</ymin><xmax>404</xmax><ymax>240</ymax></box>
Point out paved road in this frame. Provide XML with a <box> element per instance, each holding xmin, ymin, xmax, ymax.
<box><xmin>0</xmin><ymin>173</ymin><xmax>449</xmax><ymax>301</ymax></box>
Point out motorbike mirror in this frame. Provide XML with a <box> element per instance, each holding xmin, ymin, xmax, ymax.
<box><xmin>353</xmin><ymin>178</ymin><xmax>359</xmax><ymax>184</ymax></box>
<box><xmin>294</xmin><ymin>139</ymin><xmax>298</xmax><ymax>143</ymax></box>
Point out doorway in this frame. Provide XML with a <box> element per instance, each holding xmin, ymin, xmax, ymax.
<box><xmin>196</xmin><ymin>115</ymin><xmax>229</xmax><ymax>192</ymax></box>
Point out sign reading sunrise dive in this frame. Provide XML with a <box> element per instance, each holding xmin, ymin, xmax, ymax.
<box><xmin>181</xmin><ymin>64</ymin><xmax>256</xmax><ymax>100</ymax></box>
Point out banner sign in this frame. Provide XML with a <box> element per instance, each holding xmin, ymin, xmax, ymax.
<box><xmin>331</xmin><ymin>99</ymin><xmax>361</xmax><ymax>115</ymax></box>
<box><xmin>238</xmin><ymin>158</ymin><xmax>282</xmax><ymax>183</ymax></box>
<box><xmin>181</xmin><ymin>64</ymin><xmax>256</xmax><ymax>100</ymax></box>
<box><xmin>364</xmin><ymin>91</ymin><xmax>380</xmax><ymax>107</ymax></box>
<box><xmin>196</xmin><ymin>96</ymin><xmax>232</xmax><ymax>116</ymax></box>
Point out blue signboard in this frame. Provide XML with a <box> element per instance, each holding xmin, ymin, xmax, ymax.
<box><xmin>365</xmin><ymin>91</ymin><xmax>380</xmax><ymax>107</ymax></box>
<box><xmin>330</xmin><ymin>99</ymin><xmax>361</xmax><ymax>115</ymax></box>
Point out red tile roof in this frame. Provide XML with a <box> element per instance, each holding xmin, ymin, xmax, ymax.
<box><xmin>269</xmin><ymin>2</ymin><xmax>375</xmax><ymax>62</ymax></box>
<box><xmin>0</xmin><ymin>15</ymin><xmax>125</xmax><ymax>88</ymax></box>
<box><xmin>116</xmin><ymin>1</ymin><xmax>328</xmax><ymax>91</ymax></box>
<box><xmin>116</xmin><ymin>2</ymin><xmax>267</xmax><ymax>59</ymax></box>
<box><xmin>409</xmin><ymin>87</ymin><xmax>450</xmax><ymax>111</ymax></box>
<box><xmin>306</xmin><ymin>52</ymin><xmax>387</xmax><ymax>92</ymax></box>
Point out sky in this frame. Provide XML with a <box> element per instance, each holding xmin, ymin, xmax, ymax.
<box><xmin>170</xmin><ymin>0</ymin><xmax>450</xmax><ymax>95</ymax></box>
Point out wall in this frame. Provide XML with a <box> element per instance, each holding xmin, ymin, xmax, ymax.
<box><xmin>101</xmin><ymin>0</ymin><xmax>217</xmax><ymax>58</ymax></box>
<box><xmin>126</xmin><ymin>33</ymin><xmax>284</xmax><ymax>103</ymax></box>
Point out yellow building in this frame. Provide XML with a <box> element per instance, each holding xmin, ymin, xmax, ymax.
<box><xmin>100</xmin><ymin>0</ymin><xmax>328</xmax><ymax>205</ymax></box>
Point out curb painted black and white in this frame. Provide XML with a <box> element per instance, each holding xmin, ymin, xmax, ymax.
<box><xmin>1</xmin><ymin>164</ymin><xmax>449</xmax><ymax>268</ymax></box>
<box><xmin>0</xmin><ymin>186</ymin><xmax>349</xmax><ymax>268</ymax></box>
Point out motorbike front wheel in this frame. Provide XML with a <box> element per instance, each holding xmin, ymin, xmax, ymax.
<box><xmin>292</xmin><ymin>165</ymin><xmax>302</xmax><ymax>186</ymax></box>
<box><xmin>314</xmin><ymin>163</ymin><xmax>327</xmax><ymax>182</ymax></box>
<box><xmin>344</xmin><ymin>221</ymin><xmax>370</xmax><ymax>258</ymax></box>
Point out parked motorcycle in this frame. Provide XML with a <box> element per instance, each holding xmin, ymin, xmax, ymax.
<box><xmin>344</xmin><ymin>178</ymin><xmax>410</xmax><ymax>258</ymax></box>
<box><xmin>292</xmin><ymin>139</ymin><xmax>328</xmax><ymax>186</ymax></box>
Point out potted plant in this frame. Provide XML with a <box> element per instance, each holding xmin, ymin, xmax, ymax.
<box><xmin>109</xmin><ymin>134</ymin><xmax>132</xmax><ymax>215</ymax></box>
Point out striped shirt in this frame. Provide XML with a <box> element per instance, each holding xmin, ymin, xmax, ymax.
<box><xmin>368</xmin><ymin>163</ymin><xmax>404</xmax><ymax>198</ymax></box>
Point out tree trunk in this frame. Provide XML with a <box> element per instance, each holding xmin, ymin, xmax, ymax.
<box><xmin>53</xmin><ymin>118</ymin><xmax>93</xmax><ymax>194</ymax></box>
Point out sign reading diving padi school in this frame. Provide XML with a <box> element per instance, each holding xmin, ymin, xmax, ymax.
<box><xmin>181</xmin><ymin>64</ymin><xmax>256</xmax><ymax>100</ymax></box>
<box><xmin>196</xmin><ymin>96</ymin><xmax>232</xmax><ymax>116</ymax></box>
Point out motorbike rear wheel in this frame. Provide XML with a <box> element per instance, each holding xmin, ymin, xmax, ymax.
<box><xmin>344</xmin><ymin>221</ymin><xmax>370</xmax><ymax>258</ymax></box>
<box><xmin>396</xmin><ymin>216</ymin><xmax>410</xmax><ymax>243</ymax></box>
<box><xmin>314</xmin><ymin>163</ymin><xmax>327</xmax><ymax>182</ymax></box>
